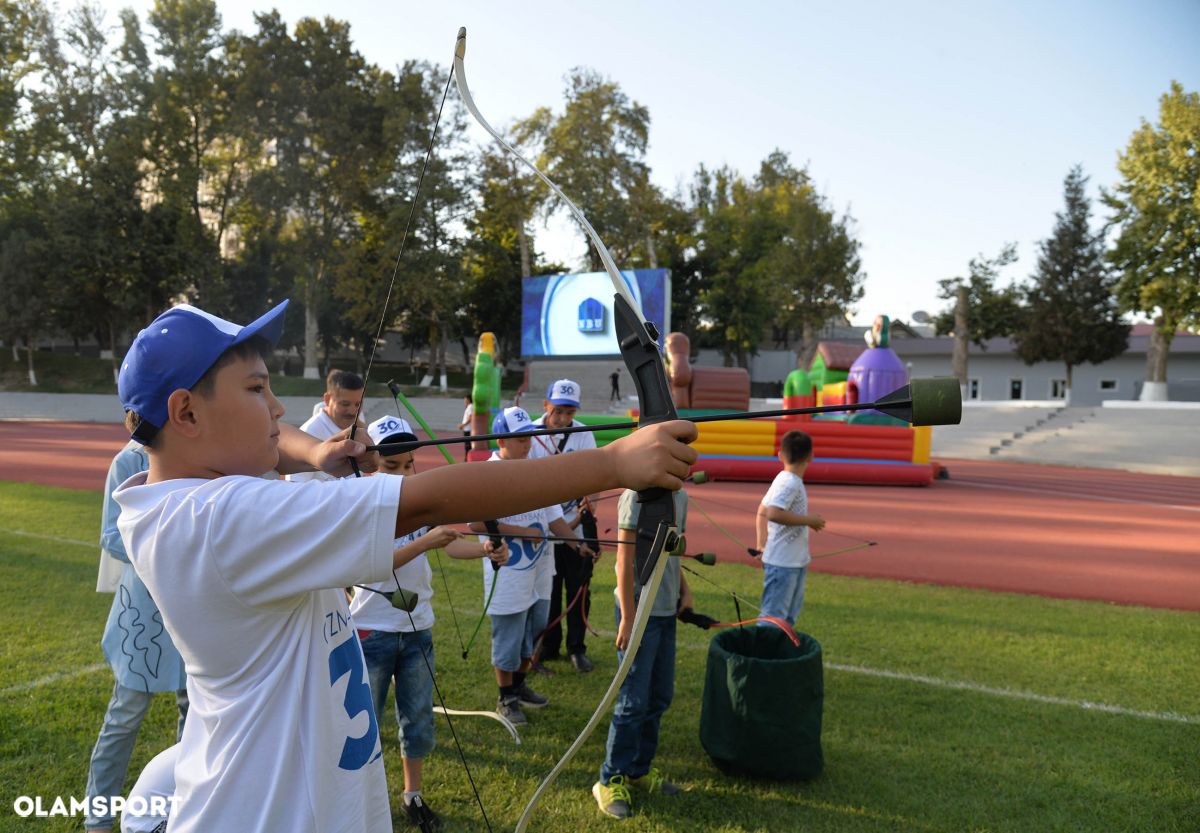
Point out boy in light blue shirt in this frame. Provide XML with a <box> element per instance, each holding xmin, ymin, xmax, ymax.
<box><xmin>84</xmin><ymin>442</ymin><xmax>188</xmax><ymax>833</ymax></box>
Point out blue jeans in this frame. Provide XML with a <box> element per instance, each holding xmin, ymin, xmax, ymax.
<box><xmin>360</xmin><ymin>629</ymin><xmax>435</xmax><ymax>760</ymax></box>
<box><xmin>760</xmin><ymin>564</ymin><xmax>809</xmax><ymax>626</ymax></box>
<box><xmin>529</xmin><ymin>597</ymin><xmax>551</xmax><ymax>646</ymax></box>
<box><xmin>489</xmin><ymin>608</ymin><xmax>534</xmax><ymax>671</ymax></box>
<box><xmin>84</xmin><ymin>683</ymin><xmax>188</xmax><ymax>830</ymax></box>
<box><xmin>600</xmin><ymin>608</ymin><xmax>676</xmax><ymax>784</ymax></box>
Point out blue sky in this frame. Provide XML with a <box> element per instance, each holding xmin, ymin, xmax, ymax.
<box><xmin>92</xmin><ymin>0</ymin><xmax>1199</xmax><ymax>326</ymax></box>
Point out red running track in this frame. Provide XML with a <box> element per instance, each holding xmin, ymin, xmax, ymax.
<box><xmin>2</xmin><ymin>421</ymin><xmax>1197</xmax><ymax>612</ymax></box>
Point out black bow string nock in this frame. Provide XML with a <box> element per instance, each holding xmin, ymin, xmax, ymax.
<box><xmin>612</xmin><ymin>294</ymin><xmax>680</xmax><ymax>587</ymax></box>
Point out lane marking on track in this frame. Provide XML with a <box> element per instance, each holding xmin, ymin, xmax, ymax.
<box><xmin>0</xmin><ymin>527</ymin><xmax>94</xmax><ymax>547</ymax></box>
<box><xmin>824</xmin><ymin>662</ymin><xmax>1199</xmax><ymax>725</ymax></box>
<box><xmin>952</xmin><ymin>479</ymin><xmax>1200</xmax><ymax>513</ymax></box>
<box><xmin>0</xmin><ymin>663</ymin><xmax>108</xmax><ymax>696</ymax></box>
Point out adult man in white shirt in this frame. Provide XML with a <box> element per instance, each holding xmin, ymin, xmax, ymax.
<box><xmin>529</xmin><ymin>380</ymin><xmax>600</xmax><ymax>672</ymax></box>
<box><xmin>290</xmin><ymin>369</ymin><xmax>366</xmax><ymax>482</ymax></box>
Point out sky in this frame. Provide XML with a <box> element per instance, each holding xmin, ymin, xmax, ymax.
<box><xmin>88</xmin><ymin>0</ymin><xmax>1199</xmax><ymax>326</ymax></box>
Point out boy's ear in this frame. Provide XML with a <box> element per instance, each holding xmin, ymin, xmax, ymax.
<box><xmin>165</xmin><ymin>388</ymin><xmax>202</xmax><ymax>438</ymax></box>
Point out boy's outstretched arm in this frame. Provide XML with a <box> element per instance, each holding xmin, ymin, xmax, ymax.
<box><xmin>397</xmin><ymin>421</ymin><xmax>697</xmax><ymax>538</ymax></box>
<box><xmin>275</xmin><ymin>423</ymin><xmax>379</xmax><ymax>477</ymax></box>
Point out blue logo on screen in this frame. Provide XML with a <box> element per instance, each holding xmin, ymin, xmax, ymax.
<box><xmin>577</xmin><ymin>298</ymin><xmax>605</xmax><ymax>333</ymax></box>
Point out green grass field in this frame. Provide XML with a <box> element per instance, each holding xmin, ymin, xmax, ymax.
<box><xmin>1</xmin><ymin>480</ymin><xmax>1197</xmax><ymax>832</ymax></box>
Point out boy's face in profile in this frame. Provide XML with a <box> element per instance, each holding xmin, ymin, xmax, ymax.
<box><xmin>543</xmin><ymin>403</ymin><xmax>577</xmax><ymax>429</ymax></box>
<box><xmin>189</xmin><ymin>353</ymin><xmax>284</xmax><ymax>476</ymax></box>
<box><xmin>497</xmin><ymin>435</ymin><xmax>532</xmax><ymax>460</ymax></box>
<box><xmin>323</xmin><ymin>386</ymin><xmax>364</xmax><ymax>429</ymax></box>
<box><xmin>379</xmin><ymin>451</ymin><xmax>416</xmax><ymax>476</ymax></box>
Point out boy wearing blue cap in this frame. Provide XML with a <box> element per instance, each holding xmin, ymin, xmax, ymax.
<box><xmin>112</xmin><ymin>302</ymin><xmax>697</xmax><ymax>833</ymax></box>
<box><xmin>353</xmin><ymin>415</ymin><xmax>507</xmax><ymax>831</ymax></box>
<box><xmin>469</xmin><ymin>406</ymin><xmax>583</xmax><ymax>726</ymax></box>
<box><xmin>529</xmin><ymin>380</ymin><xmax>600</xmax><ymax>672</ymax></box>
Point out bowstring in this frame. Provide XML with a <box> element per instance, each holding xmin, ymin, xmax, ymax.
<box><xmin>354</xmin><ymin>62</ymin><xmax>494</xmax><ymax>833</ymax></box>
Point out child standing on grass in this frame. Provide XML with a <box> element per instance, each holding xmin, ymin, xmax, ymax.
<box><xmin>756</xmin><ymin>430</ymin><xmax>825</xmax><ymax>627</ymax></box>
<box><xmin>352</xmin><ymin>415</ymin><xmax>507</xmax><ymax>832</ymax></box>
<box><xmin>592</xmin><ymin>488</ymin><xmax>691</xmax><ymax>820</ymax></box>
<box><xmin>84</xmin><ymin>441</ymin><xmax>188</xmax><ymax>833</ymax></box>
<box><xmin>112</xmin><ymin>300</ymin><xmax>697</xmax><ymax>832</ymax></box>
<box><xmin>469</xmin><ymin>406</ymin><xmax>586</xmax><ymax>726</ymax></box>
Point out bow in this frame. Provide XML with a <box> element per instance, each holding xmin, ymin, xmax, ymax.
<box><xmin>451</xmin><ymin>28</ymin><xmax>682</xmax><ymax>830</ymax></box>
<box><xmin>350</xmin><ymin>60</ymin><xmax>497</xmax><ymax>832</ymax></box>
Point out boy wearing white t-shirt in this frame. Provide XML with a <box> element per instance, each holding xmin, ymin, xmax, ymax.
<box><xmin>112</xmin><ymin>301</ymin><xmax>697</xmax><ymax>833</ymax></box>
<box><xmin>354</xmin><ymin>415</ymin><xmax>506</xmax><ymax>831</ymax></box>
<box><xmin>756</xmin><ymin>430</ymin><xmax>826</xmax><ymax>626</ymax></box>
<box><xmin>470</xmin><ymin>407</ymin><xmax>583</xmax><ymax>726</ymax></box>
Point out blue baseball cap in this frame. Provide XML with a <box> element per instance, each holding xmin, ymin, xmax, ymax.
<box><xmin>119</xmin><ymin>301</ymin><xmax>289</xmax><ymax>443</ymax></box>
<box><xmin>367</xmin><ymin>415</ymin><xmax>419</xmax><ymax>452</ymax></box>
<box><xmin>492</xmin><ymin>406</ymin><xmax>535</xmax><ymax>435</ymax></box>
<box><xmin>546</xmin><ymin>379</ymin><xmax>581</xmax><ymax>407</ymax></box>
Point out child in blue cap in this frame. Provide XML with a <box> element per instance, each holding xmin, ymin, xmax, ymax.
<box><xmin>469</xmin><ymin>406</ymin><xmax>585</xmax><ymax>726</ymax></box>
<box><xmin>113</xmin><ymin>302</ymin><xmax>697</xmax><ymax>833</ymax></box>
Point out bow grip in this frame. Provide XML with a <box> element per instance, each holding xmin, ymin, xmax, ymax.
<box><xmin>483</xmin><ymin>519</ymin><xmax>503</xmax><ymax>572</ymax></box>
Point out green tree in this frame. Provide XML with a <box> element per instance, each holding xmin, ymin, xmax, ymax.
<box><xmin>1015</xmin><ymin>166</ymin><xmax>1129</xmax><ymax>402</ymax></box>
<box><xmin>535</xmin><ymin>69</ymin><xmax>650</xmax><ymax>269</ymax></box>
<box><xmin>934</xmin><ymin>244</ymin><xmax>1024</xmax><ymax>390</ymax></box>
<box><xmin>1103</xmin><ymin>81</ymin><xmax>1200</xmax><ymax>398</ymax></box>
<box><xmin>462</xmin><ymin>142</ymin><xmax>559</xmax><ymax>361</ymax></box>
<box><xmin>237</xmin><ymin>12</ymin><xmax>391</xmax><ymax>377</ymax></box>
<box><xmin>757</xmin><ymin>151</ymin><xmax>864</xmax><ymax>367</ymax></box>
<box><xmin>696</xmin><ymin>170</ymin><xmax>775</xmax><ymax>367</ymax></box>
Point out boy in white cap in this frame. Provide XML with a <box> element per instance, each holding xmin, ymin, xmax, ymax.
<box><xmin>529</xmin><ymin>379</ymin><xmax>600</xmax><ymax>672</ymax></box>
<box><xmin>470</xmin><ymin>406</ymin><xmax>586</xmax><ymax>725</ymax></box>
<box><xmin>354</xmin><ymin>415</ymin><xmax>507</xmax><ymax>831</ymax></box>
<box><xmin>111</xmin><ymin>300</ymin><xmax>697</xmax><ymax>832</ymax></box>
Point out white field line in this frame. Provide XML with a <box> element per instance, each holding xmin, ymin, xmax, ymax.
<box><xmin>464</xmin><ymin>608</ymin><xmax>1197</xmax><ymax>726</ymax></box>
<box><xmin>0</xmin><ymin>527</ymin><xmax>94</xmax><ymax>547</ymax></box>
<box><xmin>823</xmin><ymin>662</ymin><xmax>1199</xmax><ymax>725</ymax></box>
<box><xmin>1</xmin><ymin>663</ymin><xmax>108</xmax><ymax>696</ymax></box>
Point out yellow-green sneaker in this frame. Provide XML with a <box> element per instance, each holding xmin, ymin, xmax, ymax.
<box><xmin>628</xmin><ymin>767</ymin><xmax>681</xmax><ymax>796</ymax></box>
<box><xmin>592</xmin><ymin>775</ymin><xmax>632</xmax><ymax>818</ymax></box>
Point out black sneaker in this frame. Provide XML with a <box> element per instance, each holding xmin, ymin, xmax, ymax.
<box><xmin>529</xmin><ymin>659</ymin><xmax>555</xmax><ymax>677</ymax></box>
<box><xmin>570</xmin><ymin>652</ymin><xmax>594</xmax><ymax>673</ymax></box>
<box><xmin>404</xmin><ymin>795</ymin><xmax>441</xmax><ymax>831</ymax></box>
<box><xmin>516</xmin><ymin>682</ymin><xmax>549</xmax><ymax>709</ymax></box>
<box><xmin>497</xmin><ymin>694</ymin><xmax>528</xmax><ymax>725</ymax></box>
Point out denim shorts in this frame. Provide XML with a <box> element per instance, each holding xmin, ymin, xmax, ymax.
<box><xmin>490</xmin><ymin>607</ymin><xmax>534</xmax><ymax>671</ymax></box>
<box><xmin>760</xmin><ymin>563</ymin><xmax>809</xmax><ymax>626</ymax></box>
<box><xmin>359</xmin><ymin>629</ymin><xmax>435</xmax><ymax>759</ymax></box>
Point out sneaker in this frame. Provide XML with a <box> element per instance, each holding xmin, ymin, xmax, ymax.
<box><xmin>497</xmin><ymin>694</ymin><xmax>528</xmax><ymax>726</ymax></box>
<box><xmin>529</xmin><ymin>659</ymin><xmax>555</xmax><ymax>677</ymax></box>
<box><xmin>516</xmin><ymin>682</ymin><xmax>549</xmax><ymax>709</ymax></box>
<box><xmin>629</xmin><ymin>767</ymin><xmax>681</xmax><ymax>795</ymax></box>
<box><xmin>592</xmin><ymin>775</ymin><xmax>632</xmax><ymax>819</ymax></box>
<box><xmin>404</xmin><ymin>795</ymin><xmax>441</xmax><ymax>831</ymax></box>
<box><xmin>570</xmin><ymin>652</ymin><xmax>595</xmax><ymax>673</ymax></box>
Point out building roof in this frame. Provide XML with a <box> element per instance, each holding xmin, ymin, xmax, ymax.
<box><xmin>815</xmin><ymin>341</ymin><xmax>865</xmax><ymax>369</ymax></box>
<box><xmin>887</xmin><ymin>333</ymin><xmax>1200</xmax><ymax>358</ymax></box>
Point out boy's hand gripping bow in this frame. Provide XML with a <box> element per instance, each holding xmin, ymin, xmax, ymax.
<box><xmin>451</xmin><ymin>27</ymin><xmax>682</xmax><ymax>831</ymax></box>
